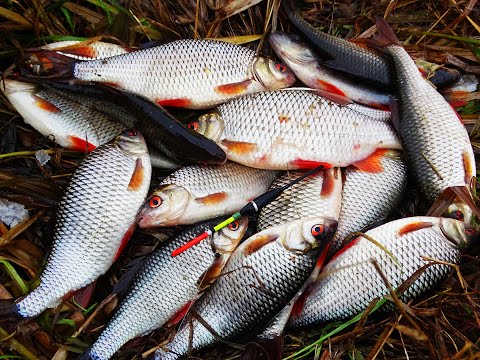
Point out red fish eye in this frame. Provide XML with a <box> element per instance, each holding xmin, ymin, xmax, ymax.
<box><xmin>466</xmin><ymin>228</ymin><xmax>475</xmax><ymax>235</ymax></box>
<box><xmin>276</xmin><ymin>63</ymin><xmax>287</xmax><ymax>73</ymax></box>
<box><xmin>455</xmin><ymin>210</ymin><xmax>464</xmax><ymax>221</ymax></box>
<box><xmin>311</xmin><ymin>225</ymin><xmax>324</xmax><ymax>237</ymax></box>
<box><xmin>149</xmin><ymin>196</ymin><xmax>162</xmax><ymax>208</ymax></box>
<box><xmin>127</xmin><ymin>129</ymin><xmax>137</xmax><ymax>137</ymax></box>
<box><xmin>187</xmin><ymin>121</ymin><xmax>199</xmax><ymax>131</ymax></box>
<box><xmin>228</xmin><ymin>221</ymin><xmax>239</xmax><ymax>231</ymax></box>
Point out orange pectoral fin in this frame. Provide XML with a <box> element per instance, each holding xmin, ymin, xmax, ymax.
<box><xmin>352</xmin><ymin>149</ymin><xmax>388</xmax><ymax>173</ymax></box>
<box><xmin>320</xmin><ymin>168</ymin><xmax>339</xmax><ymax>198</ymax></box>
<box><xmin>195</xmin><ymin>192</ymin><xmax>228</xmax><ymax>205</ymax></box>
<box><xmin>67</xmin><ymin>135</ymin><xmax>96</xmax><ymax>152</ymax></box>
<box><xmin>315</xmin><ymin>79</ymin><xmax>347</xmax><ymax>97</ymax></box>
<box><xmin>398</xmin><ymin>221</ymin><xmax>434</xmax><ymax>236</ymax></box>
<box><xmin>215</xmin><ymin>79</ymin><xmax>253</xmax><ymax>95</ymax></box>
<box><xmin>166</xmin><ymin>300</ymin><xmax>193</xmax><ymax>327</ymax></box>
<box><xmin>128</xmin><ymin>158</ymin><xmax>144</xmax><ymax>191</ymax></box>
<box><xmin>243</xmin><ymin>233</ymin><xmax>278</xmax><ymax>256</ymax></box>
<box><xmin>34</xmin><ymin>95</ymin><xmax>61</xmax><ymax>113</ymax></box>
<box><xmin>60</xmin><ymin>46</ymin><xmax>97</xmax><ymax>59</ymax></box>
<box><xmin>290</xmin><ymin>159</ymin><xmax>333</xmax><ymax>170</ymax></box>
<box><xmin>113</xmin><ymin>222</ymin><xmax>137</xmax><ymax>261</ymax></box>
<box><xmin>156</xmin><ymin>98</ymin><xmax>192</xmax><ymax>108</ymax></box>
<box><xmin>314</xmin><ymin>89</ymin><xmax>352</xmax><ymax>106</ymax></box>
<box><xmin>220</xmin><ymin>140</ymin><xmax>258</xmax><ymax>155</ymax></box>
<box><xmin>197</xmin><ymin>255</ymin><xmax>226</xmax><ymax>292</ymax></box>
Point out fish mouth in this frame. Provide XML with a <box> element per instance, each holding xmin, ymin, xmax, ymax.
<box><xmin>269</xmin><ymin>32</ymin><xmax>315</xmax><ymax>65</ymax></box>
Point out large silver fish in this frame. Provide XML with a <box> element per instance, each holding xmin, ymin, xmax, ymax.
<box><xmin>24</xmin><ymin>39</ymin><xmax>295</xmax><ymax>109</ymax></box>
<box><xmin>192</xmin><ymin>90</ymin><xmax>401</xmax><ymax>170</ymax></box>
<box><xmin>330</xmin><ymin>150</ymin><xmax>407</xmax><ymax>254</ymax></box>
<box><xmin>291</xmin><ymin>217</ymin><xmax>477</xmax><ymax>327</ymax></box>
<box><xmin>1</xmin><ymin>129</ymin><xmax>151</xmax><ymax>318</ymax></box>
<box><xmin>136</xmin><ymin>162</ymin><xmax>278</xmax><ymax>228</ymax></box>
<box><xmin>257</xmin><ymin>168</ymin><xmax>342</xmax><ymax>231</ymax></box>
<box><xmin>85</xmin><ymin>217</ymin><xmax>248</xmax><ymax>360</ymax></box>
<box><xmin>269</xmin><ymin>32</ymin><xmax>391</xmax><ymax>109</ymax></box>
<box><xmin>155</xmin><ymin>217</ymin><xmax>338</xmax><ymax>359</ymax></box>
<box><xmin>370</xmin><ymin>19</ymin><xmax>478</xmax><ymax>217</ymax></box>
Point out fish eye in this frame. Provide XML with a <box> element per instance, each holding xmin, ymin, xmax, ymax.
<box><xmin>149</xmin><ymin>196</ymin><xmax>162</xmax><ymax>208</ymax></box>
<box><xmin>187</xmin><ymin>121</ymin><xmax>199</xmax><ymax>131</ymax></box>
<box><xmin>228</xmin><ymin>221</ymin><xmax>239</xmax><ymax>231</ymax></box>
<box><xmin>454</xmin><ymin>210</ymin><xmax>464</xmax><ymax>221</ymax></box>
<box><xmin>465</xmin><ymin>228</ymin><xmax>475</xmax><ymax>236</ymax></box>
<box><xmin>275</xmin><ymin>63</ymin><xmax>287</xmax><ymax>73</ymax></box>
<box><xmin>127</xmin><ymin>129</ymin><xmax>137</xmax><ymax>137</ymax></box>
<box><xmin>311</xmin><ymin>224</ymin><xmax>324</xmax><ymax>237</ymax></box>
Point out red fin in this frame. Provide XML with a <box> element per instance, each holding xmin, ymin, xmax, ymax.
<box><xmin>315</xmin><ymin>79</ymin><xmax>347</xmax><ymax>97</ymax></box>
<box><xmin>215</xmin><ymin>79</ymin><xmax>253</xmax><ymax>95</ymax></box>
<box><xmin>67</xmin><ymin>135</ymin><xmax>96</xmax><ymax>152</ymax></box>
<box><xmin>128</xmin><ymin>158</ymin><xmax>144</xmax><ymax>191</ymax></box>
<box><xmin>221</xmin><ymin>140</ymin><xmax>257</xmax><ymax>155</ymax></box>
<box><xmin>197</xmin><ymin>256</ymin><xmax>226</xmax><ymax>292</ymax></box>
<box><xmin>196</xmin><ymin>192</ymin><xmax>228</xmax><ymax>205</ymax></box>
<box><xmin>365</xmin><ymin>18</ymin><xmax>402</xmax><ymax>50</ymax></box>
<box><xmin>33</xmin><ymin>95</ymin><xmax>61</xmax><ymax>113</ymax></box>
<box><xmin>314</xmin><ymin>89</ymin><xmax>352</xmax><ymax>105</ymax></box>
<box><xmin>103</xmin><ymin>81</ymin><xmax>120</xmax><ymax>88</ymax></box>
<box><xmin>330</xmin><ymin>236</ymin><xmax>361</xmax><ymax>261</ymax></box>
<box><xmin>320</xmin><ymin>168</ymin><xmax>336</xmax><ymax>198</ymax></box>
<box><xmin>113</xmin><ymin>222</ymin><xmax>136</xmax><ymax>261</ymax></box>
<box><xmin>156</xmin><ymin>98</ymin><xmax>192</xmax><ymax>108</ymax></box>
<box><xmin>451</xmin><ymin>186</ymin><xmax>480</xmax><ymax>219</ymax></box>
<box><xmin>368</xmin><ymin>103</ymin><xmax>391</xmax><ymax>111</ymax></box>
<box><xmin>352</xmin><ymin>149</ymin><xmax>388</xmax><ymax>173</ymax></box>
<box><xmin>243</xmin><ymin>234</ymin><xmax>278</xmax><ymax>256</ymax></box>
<box><xmin>448</xmin><ymin>100</ymin><xmax>468</xmax><ymax>108</ymax></box>
<box><xmin>398</xmin><ymin>221</ymin><xmax>433</xmax><ymax>236</ymax></box>
<box><xmin>290</xmin><ymin>159</ymin><xmax>333</xmax><ymax>170</ymax></box>
<box><xmin>463</xmin><ymin>151</ymin><xmax>474</xmax><ymax>183</ymax></box>
<box><xmin>166</xmin><ymin>301</ymin><xmax>193</xmax><ymax>327</ymax></box>
<box><xmin>72</xmin><ymin>281</ymin><xmax>96</xmax><ymax>309</ymax></box>
<box><xmin>60</xmin><ymin>46</ymin><xmax>97</xmax><ymax>58</ymax></box>
<box><xmin>426</xmin><ymin>188</ymin><xmax>457</xmax><ymax>217</ymax></box>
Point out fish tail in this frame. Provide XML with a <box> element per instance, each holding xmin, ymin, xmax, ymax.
<box><xmin>241</xmin><ymin>336</ymin><xmax>284</xmax><ymax>360</ymax></box>
<box><xmin>364</xmin><ymin>18</ymin><xmax>402</xmax><ymax>50</ymax></box>
<box><xmin>77</xmin><ymin>346</ymin><xmax>95</xmax><ymax>360</ymax></box>
<box><xmin>0</xmin><ymin>299</ymin><xmax>21</xmax><ymax>322</ymax></box>
<box><xmin>18</xmin><ymin>49</ymin><xmax>77</xmax><ymax>79</ymax></box>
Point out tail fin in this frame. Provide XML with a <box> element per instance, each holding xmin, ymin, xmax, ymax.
<box><xmin>364</xmin><ymin>18</ymin><xmax>402</xmax><ymax>50</ymax></box>
<box><xmin>241</xmin><ymin>336</ymin><xmax>284</xmax><ymax>360</ymax></box>
<box><xmin>77</xmin><ymin>345</ymin><xmax>94</xmax><ymax>360</ymax></box>
<box><xmin>18</xmin><ymin>49</ymin><xmax>77</xmax><ymax>79</ymax></box>
<box><xmin>0</xmin><ymin>299</ymin><xmax>21</xmax><ymax>323</ymax></box>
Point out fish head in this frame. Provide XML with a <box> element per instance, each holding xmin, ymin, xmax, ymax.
<box><xmin>252</xmin><ymin>56</ymin><xmax>296</xmax><ymax>90</ymax></box>
<box><xmin>136</xmin><ymin>184</ymin><xmax>192</xmax><ymax>228</ymax></box>
<box><xmin>190</xmin><ymin>113</ymin><xmax>224</xmax><ymax>142</ymax></box>
<box><xmin>0</xmin><ymin>79</ymin><xmax>36</xmax><ymax>95</ymax></box>
<box><xmin>269</xmin><ymin>32</ymin><xmax>317</xmax><ymax>68</ymax></box>
<box><xmin>280</xmin><ymin>217</ymin><xmax>338</xmax><ymax>254</ymax></box>
<box><xmin>439</xmin><ymin>217</ymin><xmax>479</xmax><ymax>249</ymax></box>
<box><xmin>213</xmin><ymin>217</ymin><xmax>249</xmax><ymax>254</ymax></box>
<box><xmin>446</xmin><ymin>200</ymin><xmax>473</xmax><ymax>225</ymax></box>
<box><xmin>115</xmin><ymin>129</ymin><xmax>148</xmax><ymax>156</ymax></box>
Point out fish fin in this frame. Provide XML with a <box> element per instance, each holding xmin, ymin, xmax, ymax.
<box><xmin>19</xmin><ymin>49</ymin><xmax>77</xmax><ymax>78</ymax></box>
<box><xmin>197</xmin><ymin>255</ymin><xmax>226</xmax><ymax>292</ymax></box>
<box><xmin>165</xmin><ymin>300</ymin><xmax>194</xmax><ymax>327</ymax></box>
<box><xmin>388</xmin><ymin>96</ymin><xmax>401</xmax><ymax>131</ymax></box>
<box><xmin>215</xmin><ymin>79</ymin><xmax>253</xmax><ymax>95</ymax></box>
<box><xmin>33</xmin><ymin>95</ymin><xmax>61</xmax><ymax>113</ymax></box>
<box><xmin>352</xmin><ymin>149</ymin><xmax>388</xmax><ymax>173</ymax></box>
<box><xmin>243</xmin><ymin>233</ymin><xmax>278</xmax><ymax>256</ymax></box>
<box><xmin>329</xmin><ymin>236</ymin><xmax>362</xmax><ymax>261</ymax></box>
<box><xmin>290</xmin><ymin>159</ymin><xmax>333</xmax><ymax>170</ymax></box>
<box><xmin>241</xmin><ymin>336</ymin><xmax>284</xmax><ymax>360</ymax></box>
<box><xmin>128</xmin><ymin>158</ymin><xmax>145</xmax><ymax>191</ymax></box>
<box><xmin>314</xmin><ymin>89</ymin><xmax>352</xmax><ymax>105</ymax></box>
<box><xmin>220</xmin><ymin>140</ymin><xmax>258</xmax><ymax>155</ymax></box>
<box><xmin>195</xmin><ymin>192</ymin><xmax>228</xmax><ymax>205</ymax></box>
<box><xmin>448</xmin><ymin>100</ymin><xmax>468</xmax><ymax>108</ymax></box>
<box><xmin>112</xmin><ymin>256</ymin><xmax>146</xmax><ymax>296</ymax></box>
<box><xmin>320</xmin><ymin>168</ymin><xmax>337</xmax><ymax>198</ymax></box>
<box><xmin>426</xmin><ymin>187</ymin><xmax>457</xmax><ymax>217</ymax></box>
<box><xmin>67</xmin><ymin>135</ymin><xmax>96</xmax><ymax>153</ymax></box>
<box><xmin>364</xmin><ymin>18</ymin><xmax>402</xmax><ymax>50</ymax></box>
<box><xmin>57</xmin><ymin>46</ymin><xmax>97</xmax><ymax>59</ymax></box>
<box><xmin>71</xmin><ymin>281</ymin><xmax>96</xmax><ymax>309</ymax></box>
<box><xmin>0</xmin><ymin>299</ymin><xmax>20</xmax><ymax>321</ymax></box>
<box><xmin>77</xmin><ymin>345</ymin><xmax>94</xmax><ymax>360</ymax></box>
<box><xmin>368</xmin><ymin>103</ymin><xmax>391</xmax><ymax>112</ymax></box>
<box><xmin>291</xmin><ymin>284</ymin><xmax>314</xmax><ymax>318</ymax></box>
<box><xmin>113</xmin><ymin>222</ymin><xmax>137</xmax><ymax>261</ymax></box>
<box><xmin>398</xmin><ymin>221</ymin><xmax>434</xmax><ymax>236</ymax></box>
<box><xmin>315</xmin><ymin>79</ymin><xmax>347</xmax><ymax>97</ymax></box>
<box><xmin>156</xmin><ymin>98</ymin><xmax>193</xmax><ymax>108</ymax></box>
<box><xmin>451</xmin><ymin>186</ymin><xmax>480</xmax><ymax>220</ymax></box>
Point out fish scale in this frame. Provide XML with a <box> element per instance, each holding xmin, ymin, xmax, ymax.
<box><xmin>329</xmin><ymin>151</ymin><xmax>407</xmax><ymax>254</ymax></box>
<box><xmin>15</xmin><ymin>132</ymin><xmax>151</xmax><ymax>318</ymax></box>
<box><xmin>87</xmin><ymin>218</ymin><xmax>248</xmax><ymax>360</ymax></box>
<box><xmin>291</xmin><ymin>217</ymin><xmax>468</xmax><ymax>327</ymax></box>
<box><xmin>207</xmin><ymin>90</ymin><xmax>401</xmax><ymax>169</ymax></box>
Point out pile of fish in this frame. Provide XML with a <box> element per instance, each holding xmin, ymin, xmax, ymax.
<box><xmin>1</xmin><ymin>1</ymin><xmax>479</xmax><ymax>359</ymax></box>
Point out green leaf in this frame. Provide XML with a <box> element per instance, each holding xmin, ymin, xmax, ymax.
<box><xmin>60</xmin><ymin>6</ymin><xmax>75</xmax><ymax>33</ymax></box>
<box><xmin>0</xmin><ymin>260</ymin><xmax>28</xmax><ymax>295</ymax></box>
<box><xmin>56</xmin><ymin>318</ymin><xmax>77</xmax><ymax>328</ymax></box>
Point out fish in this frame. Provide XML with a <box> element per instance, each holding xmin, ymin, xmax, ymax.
<box><xmin>0</xmin><ymin>129</ymin><xmax>151</xmax><ymax>318</ymax></box>
<box><xmin>441</xmin><ymin>74</ymin><xmax>480</xmax><ymax>108</ymax></box>
<box><xmin>192</xmin><ymin>90</ymin><xmax>402</xmax><ymax>170</ymax></box>
<box><xmin>257</xmin><ymin>168</ymin><xmax>343</xmax><ymax>231</ymax></box>
<box><xmin>269</xmin><ymin>32</ymin><xmax>391</xmax><ymax>109</ymax></box>
<box><xmin>0</xmin><ymin>79</ymin><xmax>182</xmax><ymax>169</ymax></box>
<box><xmin>40</xmin><ymin>39</ymin><xmax>132</xmax><ymax>60</ymax></box>
<box><xmin>290</xmin><ymin>217</ymin><xmax>478</xmax><ymax>327</ymax></box>
<box><xmin>136</xmin><ymin>162</ymin><xmax>279</xmax><ymax>228</ymax></box>
<box><xmin>414</xmin><ymin>59</ymin><xmax>461</xmax><ymax>89</ymax></box>
<box><xmin>282</xmin><ymin>0</ymin><xmax>393</xmax><ymax>87</ymax></box>
<box><xmin>329</xmin><ymin>150</ymin><xmax>407</xmax><ymax>254</ymax></box>
<box><xmin>84</xmin><ymin>217</ymin><xmax>249</xmax><ymax>360</ymax></box>
<box><xmin>367</xmin><ymin>19</ymin><xmax>479</xmax><ymax>217</ymax></box>
<box><xmin>21</xmin><ymin>39</ymin><xmax>295</xmax><ymax>109</ymax></box>
<box><xmin>154</xmin><ymin>217</ymin><xmax>338</xmax><ymax>359</ymax></box>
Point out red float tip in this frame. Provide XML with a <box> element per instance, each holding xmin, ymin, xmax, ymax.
<box><xmin>171</xmin><ymin>230</ymin><xmax>211</xmax><ymax>257</ymax></box>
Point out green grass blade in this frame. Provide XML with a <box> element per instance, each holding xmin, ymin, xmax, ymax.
<box><xmin>0</xmin><ymin>260</ymin><xmax>29</xmax><ymax>295</ymax></box>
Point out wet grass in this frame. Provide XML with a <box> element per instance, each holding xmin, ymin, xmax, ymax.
<box><xmin>0</xmin><ymin>0</ymin><xmax>480</xmax><ymax>359</ymax></box>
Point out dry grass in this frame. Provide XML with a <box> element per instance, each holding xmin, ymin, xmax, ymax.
<box><xmin>0</xmin><ymin>0</ymin><xmax>480</xmax><ymax>359</ymax></box>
